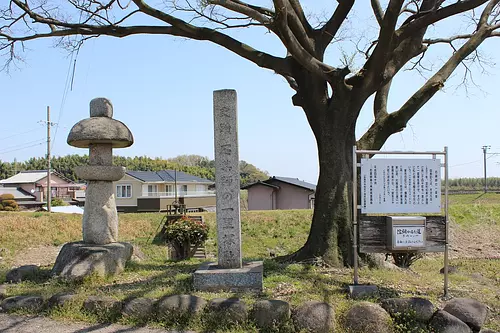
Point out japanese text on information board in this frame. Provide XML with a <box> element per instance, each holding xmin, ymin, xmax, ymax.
<box><xmin>360</xmin><ymin>159</ymin><xmax>441</xmax><ymax>213</ymax></box>
<box><xmin>394</xmin><ymin>226</ymin><xmax>425</xmax><ymax>247</ymax></box>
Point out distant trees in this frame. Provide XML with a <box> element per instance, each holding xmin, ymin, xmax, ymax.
<box><xmin>447</xmin><ymin>178</ymin><xmax>500</xmax><ymax>190</ymax></box>
<box><xmin>0</xmin><ymin>161</ymin><xmax>14</xmax><ymax>180</ymax></box>
<box><xmin>0</xmin><ymin>154</ymin><xmax>268</xmax><ymax>185</ymax></box>
<box><xmin>239</xmin><ymin>161</ymin><xmax>269</xmax><ymax>186</ymax></box>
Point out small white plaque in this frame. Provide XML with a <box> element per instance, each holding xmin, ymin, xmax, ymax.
<box><xmin>393</xmin><ymin>226</ymin><xmax>425</xmax><ymax>248</ymax></box>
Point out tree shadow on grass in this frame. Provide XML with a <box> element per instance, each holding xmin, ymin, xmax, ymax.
<box><xmin>263</xmin><ymin>259</ymin><xmax>402</xmax><ymax>304</ymax></box>
<box><xmin>95</xmin><ymin>261</ymin><xmax>202</xmax><ymax>299</ymax></box>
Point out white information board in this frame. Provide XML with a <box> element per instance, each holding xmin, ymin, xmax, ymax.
<box><xmin>360</xmin><ymin>158</ymin><xmax>441</xmax><ymax>213</ymax></box>
<box><xmin>393</xmin><ymin>226</ymin><xmax>425</xmax><ymax>248</ymax></box>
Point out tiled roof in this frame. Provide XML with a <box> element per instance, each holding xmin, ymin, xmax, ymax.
<box><xmin>126</xmin><ymin>170</ymin><xmax>213</xmax><ymax>184</ymax></box>
<box><xmin>0</xmin><ymin>171</ymin><xmax>48</xmax><ymax>184</ymax></box>
<box><xmin>0</xmin><ymin>187</ymin><xmax>35</xmax><ymax>199</ymax></box>
<box><xmin>241</xmin><ymin>180</ymin><xmax>279</xmax><ymax>190</ymax></box>
<box><xmin>241</xmin><ymin>176</ymin><xmax>316</xmax><ymax>191</ymax></box>
<box><xmin>269</xmin><ymin>176</ymin><xmax>316</xmax><ymax>191</ymax></box>
<box><xmin>0</xmin><ymin>170</ymin><xmax>73</xmax><ymax>184</ymax></box>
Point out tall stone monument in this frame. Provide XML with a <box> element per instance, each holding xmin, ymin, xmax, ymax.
<box><xmin>193</xmin><ymin>90</ymin><xmax>263</xmax><ymax>291</ymax></box>
<box><xmin>213</xmin><ymin>89</ymin><xmax>242</xmax><ymax>269</ymax></box>
<box><xmin>52</xmin><ymin>98</ymin><xmax>134</xmax><ymax>279</ymax></box>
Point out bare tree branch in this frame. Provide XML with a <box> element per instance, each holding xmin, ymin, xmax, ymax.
<box><xmin>371</xmin><ymin>0</ymin><xmax>384</xmax><ymax>26</ymax></box>
<box><xmin>397</xmin><ymin>0</ymin><xmax>490</xmax><ymax>42</ymax></box>
<box><xmin>357</xmin><ymin>0</ymin><xmax>500</xmax><ymax>150</ymax></box>
<box><xmin>1</xmin><ymin>0</ymin><xmax>291</xmax><ymax>77</ymax></box>
<box><xmin>317</xmin><ymin>0</ymin><xmax>354</xmax><ymax>51</ymax></box>
<box><xmin>374</xmin><ymin>80</ymin><xmax>391</xmax><ymax>119</ymax></box>
<box><xmin>273</xmin><ymin>0</ymin><xmax>338</xmax><ymax>81</ymax></box>
<box><xmin>208</xmin><ymin>0</ymin><xmax>273</xmax><ymax>25</ymax></box>
<box><xmin>289</xmin><ymin>0</ymin><xmax>313</xmax><ymax>33</ymax></box>
<box><xmin>274</xmin><ymin>0</ymin><xmax>315</xmax><ymax>55</ymax></box>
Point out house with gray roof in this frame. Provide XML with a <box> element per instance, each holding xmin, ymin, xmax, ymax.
<box><xmin>114</xmin><ymin>170</ymin><xmax>215</xmax><ymax>212</ymax></box>
<box><xmin>0</xmin><ymin>170</ymin><xmax>82</xmax><ymax>204</ymax></box>
<box><xmin>242</xmin><ymin>176</ymin><xmax>316</xmax><ymax>210</ymax></box>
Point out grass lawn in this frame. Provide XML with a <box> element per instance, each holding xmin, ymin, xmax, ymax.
<box><xmin>0</xmin><ymin>195</ymin><xmax>499</xmax><ymax>332</ymax></box>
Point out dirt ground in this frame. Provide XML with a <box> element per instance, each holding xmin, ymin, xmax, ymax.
<box><xmin>9</xmin><ymin>246</ymin><xmax>63</xmax><ymax>268</ymax></box>
<box><xmin>448</xmin><ymin>223</ymin><xmax>500</xmax><ymax>259</ymax></box>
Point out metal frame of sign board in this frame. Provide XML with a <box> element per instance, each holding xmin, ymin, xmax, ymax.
<box><xmin>352</xmin><ymin>146</ymin><xmax>449</xmax><ymax>297</ymax></box>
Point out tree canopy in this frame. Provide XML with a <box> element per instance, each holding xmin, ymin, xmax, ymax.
<box><xmin>0</xmin><ymin>154</ymin><xmax>268</xmax><ymax>185</ymax></box>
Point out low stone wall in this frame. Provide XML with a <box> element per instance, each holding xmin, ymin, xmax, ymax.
<box><xmin>0</xmin><ymin>283</ymin><xmax>496</xmax><ymax>333</ymax></box>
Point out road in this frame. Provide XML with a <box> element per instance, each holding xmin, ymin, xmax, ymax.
<box><xmin>0</xmin><ymin>314</ymin><xmax>193</xmax><ymax>333</ymax></box>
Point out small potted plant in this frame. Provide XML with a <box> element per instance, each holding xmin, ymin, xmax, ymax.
<box><xmin>162</xmin><ymin>215</ymin><xmax>209</xmax><ymax>260</ymax></box>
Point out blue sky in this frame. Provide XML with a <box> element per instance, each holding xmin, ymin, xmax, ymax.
<box><xmin>0</xmin><ymin>1</ymin><xmax>499</xmax><ymax>184</ymax></box>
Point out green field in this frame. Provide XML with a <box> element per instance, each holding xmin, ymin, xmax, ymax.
<box><xmin>0</xmin><ymin>194</ymin><xmax>499</xmax><ymax>332</ymax></box>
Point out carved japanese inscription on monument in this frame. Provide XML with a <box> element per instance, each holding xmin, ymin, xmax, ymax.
<box><xmin>213</xmin><ymin>89</ymin><xmax>242</xmax><ymax>269</ymax></box>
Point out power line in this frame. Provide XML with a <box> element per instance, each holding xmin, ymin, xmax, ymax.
<box><xmin>449</xmin><ymin>160</ymin><xmax>481</xmax><ymax>168</ymax></box>
<box><xmin>51</xmin><ymin>50</ymin><xmax>76</xmax><ymax>152</ymax></box>
<box><xmin>0</xmin><ymin>142</ymin><xmax>44</xmax><ymax>155</ymax></box>
<box><xmin>487</xmin><ymin>153</ymin><xmax>500</xmax><ymax>160</ymax></box>
<box><xmin>0</xmin><ymin>138</ymin><xmax>46</xmax><ymax>154</ymax></box>
<box><xmin>0</xmin><ymin>127</ymin><xmax>43</xmax><ymax>141</ymax></box>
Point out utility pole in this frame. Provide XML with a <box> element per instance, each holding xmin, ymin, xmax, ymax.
<box><xmin>482</xmin><ymin>145</ymin><xmax>491</xmax><ymax>193</ymax></box>
<box><xmin>39</xmin><ymin>107</ymin><xmax>56</xmax><ymax>212</ymax></box>
<box><xmin>47</xmin><ymin>106</ymin><xmax>52</xmax><ymax>212</ymax></box>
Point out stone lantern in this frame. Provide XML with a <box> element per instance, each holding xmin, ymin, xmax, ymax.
<box><xmin>52</xmin><ymin>98</ymin><xmax>134</xmax><ymax>279</ymax></box>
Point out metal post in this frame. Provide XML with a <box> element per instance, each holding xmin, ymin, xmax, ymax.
<box><xmin>444</xmin><ymin>146</ymin><xmax>449</xmax><ymax>297</ymax></box>
<box><xmin>352</xmin><ymin>145</ymin><xmax>358</xmax><ymax>285</ymax></box>
<box><xmin>47</xmin><ymin>106</ymin><xmax>51</xmax><ymax>213</ymax></box>
<box><xmin>174</xmin><ymin>169</ymin><xmax>178</xmax><ymax>214</ymax></box>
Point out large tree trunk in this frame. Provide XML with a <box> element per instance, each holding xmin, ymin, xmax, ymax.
<box><xmin>286</xmin><ymin>92</ymin><xmax>356</xmax><ymax>266</ymax></box>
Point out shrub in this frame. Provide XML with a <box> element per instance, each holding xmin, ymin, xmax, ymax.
<box><xmin>51</xmin><ymin>198</ymin><xmax>68</xmax><ymax>207</ymax></box>
<box><xmin>0</xmin><ymin>197</ymin><xmax>19</xmax><ymax>211</ymax></box>
<box><xmin>391</xmin><ymin>252</ymin><xmax>423</xmax><ymax>268</ymax></box>
<box><xmin>162</xmin><ymin>215</ymin><xmax>209</xmax><ymax>260</ymax></box>
<box><xmin>0</xmin><ymin>194</ymin><xmax>14</xmax><ymax>201</ymax></box>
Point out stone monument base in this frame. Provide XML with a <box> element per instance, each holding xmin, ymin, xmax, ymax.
<box><xmin>52</xmin><ymin>241</ymin><xmax>133</xmax><ymax>279</ymax></box>
<box><xmin>347</xmin><ymin>284</ymin><xmax>379</xmax><ymax>299</ymax></box>
<box><xmin>193</xmin><ymin>261</ymin><xmax>263</xmax><ymax>291</ymax></box>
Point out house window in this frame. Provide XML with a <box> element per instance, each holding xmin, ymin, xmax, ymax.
<box><xmin>166</xmin><ymin>185</ymin><xmax>174</xmax><ymax>196</ymax></box>
<box><xmin>117</xmin><ymin>184</ymin><xmax>132</xmax><ymax>198</ymax></box>
<box><xmin>147</xmin><ymin>184</ymin><xmax>158</xmax><ymax>196</ymax></box>
<box><xmin>178</xmin><ymin>185</ymin><xmax>188</xmax><ymax>196</ymax></box>
<box><xmin>196</xmin><ymin>185</ymin><xmax>206</xmax><ymax>192</ymax></box>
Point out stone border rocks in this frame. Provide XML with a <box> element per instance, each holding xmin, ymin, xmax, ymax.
<box><xmin>381</xmin><ymin>297</ymin><xmax>435</xmax><ymax>323</ymax></box>
<box><xmin>1</xmin><ymin>296</ymin><xmax>44</xmax><ymax>312</ymax></box>
<box><xmin>292</xmin><ymin>301</ymin><xmax>335</xmax><ymax>333</ymax></box>
<box><xmin>47</xmin><ymin>292</ymin><xmax>77</xmax><ymax>309</ymax></box>
<box><xmin>122</xmin><ymin>297</ymin><xmax>156</xmax><ymax>322</ymax></box>
<box><xmin>344</xmin><ymin>302</ymin><xmax>393</xmax><ymax>333</ymax></box>
<box><xmin>443</xmin><ymin>298</ymin><xmax>489</xmax><ymax>332</ymax></box>
<box><xmin>0</xmin><ymin>291</ymin><xmax>495</xmax><ymax>333</ymax></box>
<box><xmin>5</xmin><ymin>265</ymin><xmax>39</xmax><ymax>283</ymax></box>
<box><xmin>251</xmin><ymin>299</ymin><xmax>291</xmax><ymax>330</ymax></box>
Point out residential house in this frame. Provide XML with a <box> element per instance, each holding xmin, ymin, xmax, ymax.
<box><xmin>242</xmin><ymin>176</ymin><xmax>316</xmax><ymax>210</ymax></box>
<box><xmin>0</xmin><ymin>170</ymin><xmax>82</xmax><ymax>203</ymax></box>
<box><xmin>114</xmin><ymin>170</ymin><xmax>215</xmax><ymax>212</ymax></box>
<box><xmin>0</xmin><ymin>187</ymin><xmax>43</xmax><ymax>210</ymax></box>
